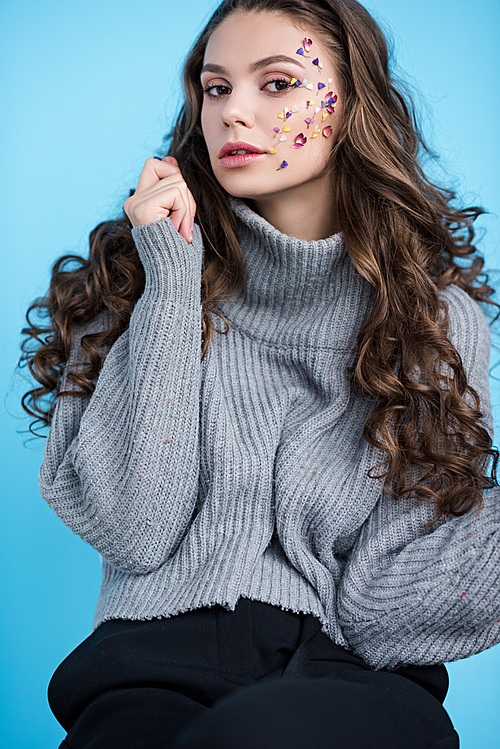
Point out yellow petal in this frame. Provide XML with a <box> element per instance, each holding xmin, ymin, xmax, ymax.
<box><xmin>311</xmin><ymin>131</ymin><xmax>318</xmax><ymax>138</ymax></box>
<box><xmin>278</xmin><ymin>112</ymin><xmax>285</xmax><ymax>119</ymax></box>
<box><xmin>321</xmin><ymin>111</ymin><xmax>328</xmax><ymax>120</ymax></box>
<box><xmin>283</xmin><ymin>125</ymin><xmax>291</xmax><ymax>132</ymax></box>
<box><xmin>290</xmin><ymin>78</ymin><xmax>297</xmax><ymax>85</ymax></box>
<box><xmin>269</xmin><ymin>147</ymin><xmax>277</xmax><ymax>153</ymax></box>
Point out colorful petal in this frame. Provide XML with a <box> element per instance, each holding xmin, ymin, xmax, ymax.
<box><xmin>283</xmin><ymin>125</ymin><xmax>291</xmax><ymax>131</ymax></box>
<box><xmin>269</xmin><ymin>147</ymin><xmax>277</xmax><ymax>153</ymax></box>
<box><xmin>279</xmin><ymin>160</ymin><xmax>289</xmax><ymax>169</ymax></box>
<box><xmin>321</xmin><ymin>111</ymin><xmax>328</xmax><ymax>121</ymax></box>
<box><xmin>279</xmin><ymin>134</ymin><xmax>287</xmax><ymax>141</ymax></box>
<box><xmin>303</xmin><ymin>38</ymin><xmax>313</xmax><ymax>51</ymax></box>
<box><xmin>296</xmin><ymin>48</ymin><xmax>304</xmax><ymax>55</ymax></box>
<box><xmin>273</xmin><ymin>126</ymin><xmax>281</xmax><ymax>133</ymax></box>
<box><xmin>291</xmin><ymin>133</ymin><xmax>307</xmax><ymax>148</ymax></box>
<box><xmin>322</xmin><ymin>125</ymin><xmax>333</xmax><ymax>137</ymax></box>
<box><xmin>278</xmin><ymin>112</ymin><xmax>285</xmax><ymax>119</ymax></box>
<box><xmin>312</xmin><ymin>58</ymin><xmax>319</xmax><ymax>66</ymax></box>
<box><xmin>285</xmin><ymin>111</ymin><xmax>293</xmax><ymax>118</ymax></box>
<box><xmin>305</xmin><ymin>82</ymin><xmax>313</xmax><ymax>90</ymax></box>
<box><xmin>317</xmin><ymin>82</ymin><xmax>325</xmax><ymax>90</ymax></box>
<box><xmin>311</xmin><ymin>131</ymin><xmax>318</xmax><ymax>138</ymax></box>
<box><xmin>291</xmin><ymin>104</ymin><xmax>299</xmax><ymax>112</ymax></box>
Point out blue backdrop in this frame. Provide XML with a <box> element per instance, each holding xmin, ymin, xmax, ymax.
<box><xmin>1</xmin><ymin>1</ymin><xmax>499</xmax><ymax>746</ymax></box>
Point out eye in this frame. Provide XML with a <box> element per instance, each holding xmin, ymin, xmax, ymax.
<box><xmin>201</xmin><ymin>77</ymin><xmax>292</xmax><ymax>99</ymax></box>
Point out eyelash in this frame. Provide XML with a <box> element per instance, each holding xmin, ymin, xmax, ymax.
<box><xmin>201</xmin><ymin>77</ymin><xmax>292</xmax><ymax>99</ymax></box>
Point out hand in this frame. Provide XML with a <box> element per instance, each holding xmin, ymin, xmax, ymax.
<box><xmin>124</xmin><ymin>156</ymin><xmax>196</xmax><ymax>243</ymax></box>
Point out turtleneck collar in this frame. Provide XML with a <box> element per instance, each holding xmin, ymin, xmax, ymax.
<box><xmin>227</xmin><ymin>195</ymin><xmax>348</xmax><ymax>306</ymax></box>
<box><xmin>216</xmin><ymin>195</ymin><xmax>376</xmax><ymax>350</ymax></box>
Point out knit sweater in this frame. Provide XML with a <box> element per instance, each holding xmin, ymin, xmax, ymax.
<box><xmin>38</xmin><ymin>195</ymin><xmax>500</xmax><ymax>671</ymax></box>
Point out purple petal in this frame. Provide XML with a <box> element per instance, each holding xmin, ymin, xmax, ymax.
<box><xmin>317</xmin><ymin>82</ymin><xmax>325</xmax><ymax>89</ymax></box>
<box><xmin>296</xmin><ymin>48</ymin><xmax>304</xmax><ymax>55</ymax></box>
<box><xmin>312</xmin><ymin>57</ymin><xmax>319</xmax><ymax>65</ymax></box>
<box><xmin>280</xmin><ymin>160</ymin><xmax>288</xmax><ymax>168</ymax></box>
<box><xmin>274</xmin><ymin>127</ymin><xmax>280</xmax><ymax>133</ymax></box>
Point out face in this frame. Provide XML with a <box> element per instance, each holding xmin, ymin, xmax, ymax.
<box><xmin>200</xmin><ymin>11</ymin><xmax>342</xmax><ymax>203</ymax></box>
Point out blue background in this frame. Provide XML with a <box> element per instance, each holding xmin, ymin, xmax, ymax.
<box><xmin>1</xmin><ymin>0</ymin><xmax>499</xmax><ymax>746</ymax></box>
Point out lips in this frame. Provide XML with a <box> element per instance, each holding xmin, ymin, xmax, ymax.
<box><xmin>219</xmin><ymin>141</ymin><xmax>265</xmax><ymax>158</ymax></box>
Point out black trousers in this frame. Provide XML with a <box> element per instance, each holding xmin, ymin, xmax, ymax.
<box><xmin>48</xmin><ymin>597</ymin><xmax>459</xmax><ymax>748</ymax></box>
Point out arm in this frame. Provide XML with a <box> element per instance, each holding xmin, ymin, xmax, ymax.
<box><xmin>38</xmin><ymin>217</ymin><xmax>203</xmax><ymax>574</ymax></box>
<box><xmin>336</xmin><ymin>285</ymin><xmax>500</xmax><ymax>670</ymax></box>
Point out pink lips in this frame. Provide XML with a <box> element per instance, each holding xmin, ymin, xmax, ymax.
<box><xmin>220</xmin><ymin>152</ymin><xmax>266</xmax><ymax>167</ymax></box>
<box><xmin>219</xmin><ymin>140</ymin><xmax>266</xmax><ymax>158</ymax></box>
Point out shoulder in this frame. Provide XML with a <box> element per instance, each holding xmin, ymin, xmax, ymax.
<box><xmin>438</xmin><ymin>283</ymin><xmax>491</xmax><ymax>370</ymax></box>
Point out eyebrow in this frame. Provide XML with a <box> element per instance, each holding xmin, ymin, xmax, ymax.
<box><xmin>200</xmin><ymin>54</ymin><xmax>306</xmax><ymax>77</ymax></box>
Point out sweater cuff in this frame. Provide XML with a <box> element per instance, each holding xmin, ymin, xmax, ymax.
<box><xmin>131</xmin><ymin>216</ymin><xmax>203</xmax><ymax>304</ymax></box>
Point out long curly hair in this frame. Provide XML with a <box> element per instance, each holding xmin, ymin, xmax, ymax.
<box><xmin>19</xmin><ymin>0</ymin><xmax>499</xmax><ymax>528</ymax></box>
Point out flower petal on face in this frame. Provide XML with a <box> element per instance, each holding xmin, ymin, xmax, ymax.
<box><xmin>322</xmin><ymin>125</ymin><xmax>333</xmax><ymax>137</ymax></box>
<box><xmin>317</xmin><ymin>82</ymin><xmax>325</xmax><ymax>90</ymax></box>
<box><xmin>291</xmin><ymin>104</ymin><xmax>299</xmax><ymax>112</ymax></box>
<box><xmin>304</xmin><ymin>117</ymin><xmax>314</xmax><ymax>128</ymax></box>
<box><xmin>290</xmin><ymin>78</ymin><xmax>297</xmax><ymax>85</ymax></box>
<box><xmin>283</xmin><ymin>125</ymin><xmax>291</xmax><ymax>131</ymax></box>
<box><xmin>291</xmin><ymin>133</ymin><xmax>307</xmax><ymax>147</ymax></box>
<box><xmin>312</xmin><ymin>57</ymin><xmax>319</xmax><ymax>66</ymax></box>
<box><xmin>294</xmin><ymin>79</ymin><xmax>302</xmax><ymax>87</ymax></box>
<box><xmin>328</xmin><ymin>78</ymin><xmax>332</xmax><ymax>83</ymax></box>
<box><xmin>318</xmin><ymin>60</ymin><xmax>323</xmax><ymax>70</ymax></box>
<box><xmin>303</xmin><ymin>38</ymin><xmax>312</xmax><ymax>51</ymax></box>
<box><xmin>269</xmin><ymin>147</ymin><xmax>277</xmax><ymax>153</ymax></box>
<box><xmin>279</xmin><ymin>160</ymin><xmax>288</xmax><ymax>168</ymax></box>
<box><xmin>274</xmin><ymin>126</ymin><xmax>281</xmax><ymax>133</ymax></box>
<box><xmin>311</xmin><ymin>131</ymin><xmax>318</xmax><ymax>138</ymax></box>
<box><xmin>278</xmin><ymin>111</ymin><xmax>285</xmax><ymax>119</ymax></box>
<box><xmin>321</xmin><ymin>111</ymin><xmax>328</xmax><ymax>121</ymax></box>
<box><xmin>285</xmin><ymin>111</ymin><xmax>293</xmax><ymax>118</ymax></box>
<box><xmin>296</xmin><ymin>48</ymin><xmax>305</xmax><ymax>55</ymax></box>
<box><xmin>279</xmin><ymin>134</ymin><xmax>287</xmax><ymax>141</ymax></box>
<box><xmin>315</xmin><ymin>106</ymin><xmax>320</xmax><ymax>114</ymax></box>
<box><xmin>305</xmin><ymin>82</ymin><xmax>313</xmax><ymax>90</ymax></box>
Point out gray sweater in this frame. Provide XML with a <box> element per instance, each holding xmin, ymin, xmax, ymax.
<box><xmin>38</xmin><ymin>195</ymin><xmax>500</xmax><ymax>670</ymax></box>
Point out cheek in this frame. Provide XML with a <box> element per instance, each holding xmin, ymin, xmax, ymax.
<box><xmin>267</xmin><ymin>81</ymin><xmax>338</xmax><ymax>169</ymax></box>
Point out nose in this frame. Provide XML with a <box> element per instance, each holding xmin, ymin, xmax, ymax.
<box><xmin>221</xmin><ymin>87</ymin><xmax>256</xmax><ymax>129</ymax></box>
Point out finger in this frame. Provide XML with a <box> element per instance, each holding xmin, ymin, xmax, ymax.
<box><xmin>133</xmin><ymin>184</ymin><xmax>191</xmax><ymax>237</ymax></box>
<box><xmin>134</xmin><ymin>157</ymin><xmax>181</xmax><ymax>194</ymax></box>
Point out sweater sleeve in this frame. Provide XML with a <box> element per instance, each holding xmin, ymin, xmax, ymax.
<box><xmin>38</xmin><ymin>217</ymin><xmax>204</xmax><ymax>574</ymax></box>
<box><xmin>336</xmin><ymin>285</ymin><xmax>500</xmax><ymax>670</ymax></box>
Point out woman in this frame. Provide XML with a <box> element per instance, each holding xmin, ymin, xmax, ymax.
<box><xmin>20</xmin><ymin>1</ymin><xmax>500</xmax><ymax>747</ymax></box>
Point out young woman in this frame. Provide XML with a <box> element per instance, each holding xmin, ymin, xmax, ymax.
<box><xmin>20</xmin><ymin>1</ymin><xmax>500</xmax><ymax>747</ymax></box>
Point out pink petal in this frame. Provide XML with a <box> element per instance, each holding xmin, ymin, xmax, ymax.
<box><xmin>322</xmin><ymin>126</ymin><xmax>332</xmax><ymax>137</ymax></box>
<box><xmin>303</xmin><ymin>38</ymin><xmax>313</xmax><ymax>51</ymax></box>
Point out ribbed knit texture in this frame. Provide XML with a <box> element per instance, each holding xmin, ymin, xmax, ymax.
<box><xmin>38</xmin><ymin>195</ymin><xmax>500</xmax><ymax>670</ymax></box>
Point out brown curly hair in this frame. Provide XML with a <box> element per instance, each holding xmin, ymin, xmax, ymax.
<box><xmin>19</xmin><ymin>0</ymin><xmax>499</xmax><ymax>529</ymax></box>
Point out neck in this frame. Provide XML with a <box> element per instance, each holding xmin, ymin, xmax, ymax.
<box><xmin>244</xmin><ymin>188</ymin><xmax>341</xmax><ymax>241</ymax></box>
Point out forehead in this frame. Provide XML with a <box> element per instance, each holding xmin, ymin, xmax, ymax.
<box><xmin>203</xmin><ymin>12</ymin><xmax>322</xmax><ymax>70</ymax></box>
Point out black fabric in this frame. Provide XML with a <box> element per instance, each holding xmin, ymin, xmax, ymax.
<box><xmin>48</xmin><ymin>597</ymin><xmax>459</xmax><ymax>749</ymax></box>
